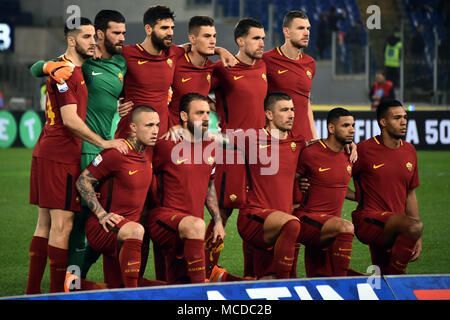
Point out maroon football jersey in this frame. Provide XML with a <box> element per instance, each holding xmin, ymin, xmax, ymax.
<box><xmin>167</xmin><ymin>53</ymin><xmax>215</xmax><ymax>127</ymax></box>
<box><xmin>212</xmin><ymin>58</ymin><xmax>267</xmax><ymax>131</ymax></box>
<box><xmin>86</xmin><ymin>141</ymin><xmax>153</xmax><ymax>222</ymax></box>
<box><xmin>297</xmin><ymin>140</ymin><xmax>353</xmax><ymax>216</ymax></box>
<box><xmin>243</xmin><ymin>129</ymin><xmax>306</xmax><ymax>214</ymax></box>
<box><xmin>151</xmin><ymin>139</ymin><xmax>216</xmax><ymax>218</ymax></box>
<box><xmin>116</xmin><ymin>44</ymin><xmax>185</xmax><ymax>138</ymax></box>
<box><xmin>353</xmin><ymin>136</ymin><xmax>420</xmax><ymax>214</ymax></box>
<box><xmin>33</xmin><ymin>56</ymin><xmax>88</xmax><ymax>164</ymax></box>
<box><xmin>263</xmin><ymin>47</ymin><xmax>315</xmax><ymax>140</ymax></box>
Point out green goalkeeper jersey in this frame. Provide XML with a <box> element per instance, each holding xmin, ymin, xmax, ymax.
<box><xmin>30</xmin><ymin>55</ymin><xmax>127</xmax><ymax>164</ymax></box>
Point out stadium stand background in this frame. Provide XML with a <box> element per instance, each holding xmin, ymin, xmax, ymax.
<box><xmin>0</xmin><ymin>0</ymin><xmax>448</xmax><ymax>111</ymax></box>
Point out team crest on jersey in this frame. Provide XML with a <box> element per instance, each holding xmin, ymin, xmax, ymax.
<box><xmin>347</xmin><ymin>165</ymin><xmax>352</xmax><ymax>175</ymax></box>
<box><xmin>167</xmin><ymin>58</ymin><xmax>173</xmax><ymax>68</ymax></box>
<box><xmin>262</xmin><ymin>73</ymin><xmax>267</xmax><ymax>81</ymax></box>
<box><xmin>291</xmin><ymin>142</ymin><xmax>297</xmax><ymax>151</ymax></box>
<box><xmin>206</xmin><ymin>73</ymin><xmax>211</xmax><ymax>83</ymax></box>
<box><xmin>406</xmin><ymin>162</ymin><xmax>413</xmax><ymax>172</ymax></box>
<box><xmin>92</xmin><ymin>154</ymin><xmax>103</xmax><ymax>167</ymax></box>
<box><xmin>207</xmin><ymin>156</ymin><xmax>215</xmax><ymax>165</ymax></box>
<box><xmin>118</xmin><ymin>72</ymin><xmax>123</xmax><ymax>82</ymax></box>
<box><xmin>306</xmin><ymin>70</ymin><xmax>312</xmax><ymax>79</ymax></box>
<box><xmin>229</xmin><ymin>194</ymin><xmax>237</xmax><ymax>202</ymax></box>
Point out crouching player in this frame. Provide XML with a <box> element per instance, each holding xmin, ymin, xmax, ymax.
<box><xmin>76</xmin><ymin>106</ymin><xmax>159</xmax><ymax>288</ymax></box>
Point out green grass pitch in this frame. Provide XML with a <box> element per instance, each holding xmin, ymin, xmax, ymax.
<box><xmin>0</xmin><ymin>148</ymin><xmax>449</xmax><ymax>297</ymax></box>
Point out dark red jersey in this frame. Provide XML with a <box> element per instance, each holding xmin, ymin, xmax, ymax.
<box><xmin>151</xmin><ymin>139</ymin><xmax>216</xmax><ymax>218</ymax></box>
<box><xmin>297</xmin><ymin>140</ymin><xmax>353</xmax><ymax>216</ymax></box>
<box><xmin>168</xmin><ymin>53</ymin><xmax>215</xmax><ymax>126</ymax></box>
<box><xmin>243</xmin><ymin>129</ymin><xmax>306</xmax><ymax>214</ymax></box>
<box><xmin>116</xmin><ymin>44</ymin><xmax>185</xmax><ymax>138</ymax></box>
<box><xmin>86</xmin><ymin>141</ymin><xmax>153</xmax><ymax>222</ymax></box>
<box><xmin>263</xmin><ymin>47</ymin><xmax>316</xmax><ymax>140</ymax></box>
<box><xmin>33</xmin><ymin>55</ymin><xmax>88</xmax><ymax>164</ymax></box>
<box><xmin>212</xmin><ymin>58</ymin><xmax>267</xmax><ymax>131</ymax></box>
<box><xmin>353</xmin><ymin>136</ymin><xmax>419</xmax><ymax>214</ymax></box>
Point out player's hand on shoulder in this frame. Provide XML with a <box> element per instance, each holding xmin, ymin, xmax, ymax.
<box><xmin>216</xmin><ymin>47</ymin><xmax>236</xmax><ymax>68</ymax></box>
<box><xmin>43</xmin><ymin>61</ymin><xmax>75</xmax><ymax>84</ymax></box>
<box><xmin>117</xmin><ymin>98</ymin><xmax>134</xmax><ymax>117</ymax></box>
<box><xmin>104</xmin><ymin>138</ymin><xmax>129</xmax><ymax>154</ymax></box>
<box><xmin>298</xmin><ymin>177</ymin><xmax>310</xmax><ymax>193</ymax></box>
<box><xmin>162</xmin><ymin>124</ymin><xmax>184</xmax><ymax>142</ymax></box>
<box><xmin>345</xmin><ymin>142</ymin><xmax>358</xmax><ymax>163</ymax></box>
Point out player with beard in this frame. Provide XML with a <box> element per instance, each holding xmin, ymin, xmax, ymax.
<box><xmin>205</xmin><ymin>18</ymin><xmax>268</xmax><ymax>277</ymax></box>
<box><xmin>116</xmin><ymin>6</ymin><xmax>235</xmax><ymax>139</ymax></box>
<box><xmin>350</xmin><ymin>100</ymin><xmax>423</xmax><ymax>274</ymax></box>
<box><xmin>30</xmin><ymin>10</ymin><xmax>131</xmax><ymax>284</ymax></box>
<box><xmin>293</xmin><ymin>108</ymin><xmax>356</xmax><ymax>277</ymax></box>
<box><xmin>27</xmin><ymin>18</ymin><xmax>127</xmax><ymax>294</ymax></box>
<box><xmin>147</xmin><ymin>93</ymin><xmax>224</xmax><ymax>284</ymax></box>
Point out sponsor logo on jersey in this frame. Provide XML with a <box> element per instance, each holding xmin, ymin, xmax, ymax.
<box><xmin>277</xmin><ymin>69</ymin><xmax>288</xmax><ymax>75</ymax></box>
<box><xmin>182</xmin><ymin>77</ymin><xmax>191</xmax><ymax>83</ymax></box>
<box><xmin>92</xmin><ymin>71</ymin><xmax>102</xmax><ymax>76</ymax></box>
<box><xmin>373</xmin><ymin>163</ymin><xmax>385</xmax><ymax>169</ymax></box>
<box><xmin>92</xmin><ymin>154</ymin><xmax>103</xmax><ymax>167</ymax></box>
<box><xmin>128</xmin><ymin>170</ymin><xmax>138</xmax><ymax>175</ymax></box>
<box><xmin>56</xmin><ymin>82</ymin><xmax>69</xmax><ymax>93</ymax></box>
<box><xmin>319</xmin><ymin>167</ymin><xmax>331</xmax><ymax>172</ymax></box>
<box><xmin>233</xmin><ymin>75</ymin><xmax>244</xmax><ymax>80</ymax></box>
<box><xmin>138</xmin><ymin>60</ymin><xmax>148</xmax><ymax>65</ymax></box>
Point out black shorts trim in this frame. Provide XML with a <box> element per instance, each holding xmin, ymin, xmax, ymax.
<box><xmin>64</xmin><ymin>173</ymin><xmax>73</xmax><ymax>211</ymax></box>
<box><xmin>300</xmin><ymin>215</ymin><xmax>323</xmax><ymax>230</ymax></box>
<box><xmin>156</xmin><ymin>219</ymin><xmax>177</xmax><ymax>234</ymax></box>
<box><xmin>247</xmin><ymin>214</ymin><xmax>265</xmax><ymax>224</ymax></box>
<box><xmin>363</xmin><ymin>217</ymin><xmax>385</xmax><ymax>229</ymax></box>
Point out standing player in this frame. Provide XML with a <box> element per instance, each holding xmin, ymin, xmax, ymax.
<box><xmin>76</xmin><ymin>106</ymin><xmax>159</xmax><ymax>288</ymax></box>
<box><xmin>263</xmin><ymin>11</ymin><xmax>317</xmax><ymax>141</ymax></box>
<box><xmin>293</xmin><ymin>108</ymin><xmax>356</xmax><ymax>277</ymax></box>
<box><xmin>30</xmin><ymin>10</ymin><xmax>130</xmax><ymax>280</ymax></box>
<box><xmin>26</xmin><ymin>18</ymin><xmax>126</xmax><ymax>294</ymax></box>
<box><xmin>116</xmin><ymin>5</ymin><xmax>235</xmax><ymax>139</ymax></box>
<box><xmin>147</xmin><ymin>93</ymin><xmax>225</xmax><ymax>284</ymax></box>
<box><xmin>205</xmin><ymin>18</ymin><xmax>268</xmax><ymax>276</ymax></box>
<box><xmin>167</xmin><ymin>16</ymin><xmax>217</xmax><ymax>127</ymax></box>
<box><xmin>350</xmin><ymin>99</ymin><xmax>423</xmax><ymax>274</ymax></box>
<box><xmin>236</xmin><ymin>92</ymin><xmax>304</xmax><ymax>279</ymax></box>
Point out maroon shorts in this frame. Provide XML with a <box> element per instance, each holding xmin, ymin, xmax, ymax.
<box><xmin>352</xmin><ymin>210</ymin><xmax>395</xmax><ymax>247</ymax></box>
<box><xmin>237</xmin><ymin>207</ymin><xmax>277</xmax><ymax>250</ymax></box>
<box><xmin>293</xmin><ymin>210</ymin><xmax>336</xmax><ymax>246</ymax></box>
<box><xmin>85</xmin><ymin>214</ymin><xmax>130</xmax><ymax>256</ymax></box>
<box><xmin>29</xmin><ymin>156</ymin><xmax>81</xmax><ymax>212</ymax></box>
<box><xmin>214</xmin><ymin>147</ymin><xmax>247</xmax><ymax>210</ymax></box>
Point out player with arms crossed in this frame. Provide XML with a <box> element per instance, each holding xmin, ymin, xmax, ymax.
<box><xmin>76</xmin><ymin>106</ymin><xmax>159</xmax><ymax>288</ymax></box>
<box><xmin>147</xmin><ymin>93</ymin><xmax>225</xmax><ymax>284</ymax></box>
<box><xmin>294</xmin><ymin>108</ymin><xmax>356</xmax><ymax>277</ymax></box>
<box><xmin>350</xmin><ymin>99</ymin><xmax>423</xmax><ymax>274</ymax></box>
<box><xmin>26</xmin><ymin>18</ymin><xmax>126</xmax><ymax>294</ymax></box>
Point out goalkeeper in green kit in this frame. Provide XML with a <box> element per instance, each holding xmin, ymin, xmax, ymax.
<box><xmin>30</xmin><ymin>10</ymin><xmax>131</xmax><ymax>285</ymax></box>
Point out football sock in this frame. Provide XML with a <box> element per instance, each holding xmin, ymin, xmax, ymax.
<box><xmin>204</xmin><ymin>221</ymin><xmax>224</xmax><ymax>278</ymax></box>
<box><xmin>48</xmin><ymin>245</ymin><xmax>68</xmax><ymax>293</ymax></box>
<box><xmin>386</xmin><ymin>233</ymin><xmax>417</xmax><ymax>274</ymax></box>
<box><xmin>119</xmin><ymin>238</ymin><xmax>143</xmax><ymax>288</ymax></box>
<box><xmin>330</xmin><ymin>232</ymin><xmax>354</xmax><ymax>276</ymax></box>
<box><xmin>103</xmin><ymin>254</ymin><xmax>122</xmax><ymax>289</ymax></box>
<box><xmin>273</xmin><ymin>220</ymin><xmax>301</xmax><ymax>279</ymax></box>
<box><xmin>25</xmin><ymin>236</ymin><xmax>48</xmax><ymax>294</ymax></box>
<box><xmin>184</xmin><ymin>239</ymin><xmax>206</xmax><ymax>283</ymax></box>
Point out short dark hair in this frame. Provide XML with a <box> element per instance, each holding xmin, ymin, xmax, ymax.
<box><xmin>376</xmin><ymin>99</ymin><xmax>403</xmax><ymax>126</ymax></box>
<box><xmin>94</xmin><ymin>10</ymin><xmax>126</xmax><ymax>32</ymax></box>
<box><xmin>143</xmin><ymin>5</ymin><xmax>175</xmax><ymax>28</ymax></box>
<box><xmin>283</xmin><ymin>10</ymin><xmax>309</xmax><ymax>28</ymax></box>
<box><xmin>188</xmin><ymin>16</ymin><xmax>214</xmax><ymax>35</ymax></box>
<box><xmin>64</xmin><ymin>17</ymin><xmax>93</xmax><ymax>37</ymax></box>
<box><xmin>130</xmin><ymin>105</ymin><xmax>158</xmax><ymax>123</ymax></box>
<box><xmin>327</xmin><ymin>107</ymin><xmax>353</xmax><ymax>124</ymax></box>
<box><xmin>264</xmin><ymin>91</ymin><xmax>292</xmax><ymax>112</ymax></box>
<box><xmin>179</xmin><ymin>93</ymin><xmax>209</xmax><ymax>115</ymax></box>
<box><xmin>234</xmin><ymin>18</ymin><xmax>264</xmax><ymax>41</ymax></box>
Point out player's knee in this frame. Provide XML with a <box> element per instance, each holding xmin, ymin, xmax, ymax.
<box><xmin>120</xmin><ymin>222</ymin><xmax>145</xmax><ymax>240</ymax></box>
<box><xmin>406</xmin><ymin>219</ymin><xmax>423</xmax><ymax>240</ymax></box>
<box><xmin>180</xmin><ymin>217</ymin><xmax>205</xmax><ymax>240</ymax></box>
<box><xmin>338</xmin><ymin>219</ymin><xmax>354</xmax><ymax>234</ymax></box>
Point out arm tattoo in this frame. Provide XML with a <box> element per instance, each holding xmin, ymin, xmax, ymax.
<box><xmin>76</xmin><ymin>171</ymin><xmax>106</xmax><ymax>218</ymax></box>
<box><xmin>205</xmin><ymin>180</ymin><xmax>222</xmax><ymax>224</ymax></box>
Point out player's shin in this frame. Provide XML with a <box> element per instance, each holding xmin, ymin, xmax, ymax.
<box><xmin>119</xmin><ymin>239</ymin><xmax>143</xmax><ymax>287</ymax></box>
<box><xmin>386</xmin><ymin>234</ymin><xmax>417</xmax><ymax>274</ymax></box>
<box><xmin>184</xmin><ymin>239</ymin><xmax>206</xmax><ymax>283</ymax></box>
<box><xmin>273</xmin><ymin>220</ymin><xmax>301</xmax><ymax>279</ymax></box>
<box><xmin>26</xmin><ymin>236</ymin><xmax>48</xmax><ymax>294</ymax></box>
<box><xmin>330</xmin><ymin>232</ymin><xmax>354</xmax><ymax>276</ymax></box>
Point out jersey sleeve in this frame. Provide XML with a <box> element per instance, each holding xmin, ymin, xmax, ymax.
<box><xmin>30</xmin><ymin>58</ymin><xmax>59</xmax><ymax>78</ymax></box>
<box><xmin>86</xmin><ymin>149</ymin><xmax>120</xmax><ymax>181</ymax></box>
<box><xmin>51</xmin><ymin>75</ymin><xmax>79</xmax><ymax>107</ymax></box>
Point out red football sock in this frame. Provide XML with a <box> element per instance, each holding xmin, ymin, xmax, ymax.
<box><xmin>103</xmin><ymin>255</ymin><xmax>122</xmax><ymax>289</ymax></box>
<box><xmin>273</xmin><ymin>220</ymin><xmax>301</xmax><ymax>279</ymax></box>
<box><xmin>119</xmin><ymin>239</ymin><xmax>143</xmax><ymax>288</ymax></box>
<box><xmin>204</xmin><ymin>221</ymin><xmax>224</xmax><ymax>277</ymax></box>
<box><xmin>48</xmin><ymin>245</ymin><xmax>68</xmax><ymax>293</ymax></box>
<box><xmin>184</xmin><ymin>239</ymin><xmax>206</xmax><ymax>283</ymax></box>
<box><xmin>386</xmin><ymin>234</ymin><xmax>417</xmax><ymax>274</ymax></box>
<box><xmin>26</xmin><ymin>236</ymin><xmax>48</xmax><ymax>294</ymax></box>
<box><xmin>242</xmin><ymin>241</ymin><xmax>255</xmax><ymax>277</ymax></box>
<box><xmin>330</xmin><ymin>232</ymin><xmax>354</xmax><ymax>276</ymax></box>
